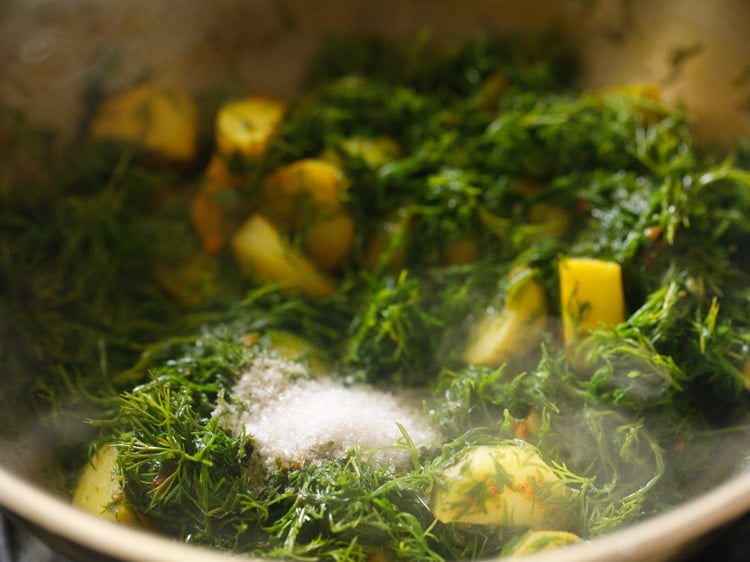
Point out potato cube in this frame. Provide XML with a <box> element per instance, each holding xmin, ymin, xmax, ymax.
<box><xmin>559</xmin><ymin>257</ymin><xmax>625</xmax><ymax>344</ymax></box>
<box><xmin>504</xmin><ymin>530</ymin><xmax>581</xmax><ymax>556</ymax></box>
<box><xmin>742</xmin><ymin>359</ymin><xmax>750</xmax><ymax>391</ymax></box>
<box><xmin>72</xmin><ymin>444</ymin><xmax>140</xmax><ymax>525</ymax></box>
<box><xmin>362</xmin><ymin>205</ymin><xmax>413</xmax><ymax>272</ymax></box>
<box><xmin>597</xmin><ymin>83</ymin><xmax>661</xmax><ymax>102</ymax></box>
<box><xmin>191</xmin><ymin>153</ymin><xmax>240</xmax><ymax>253</ymax></box>
<box><xmin>431</xmin><ymin>442</ymin><xmax>567</xmax><ymax>529</ymax></box>
<box><xmin>90</xmin><ymin>83</ymin><xmax>198</xmax><ymax>163</ymax></box>
<box><xmin>215</xmin><ymin>96</ymin><xmax>286</xmax><ymax>158</ymax></box>
<box><xmin>241</xmin><ymin>329</ymin><xmax>329</xmax><ymax>374</ymax></box>
<box><xmin>262</xmin><ymin>158</ymin><xmax>354</xmax><ymax>270</ymax></box>
<box><xmin>527</xmin><ymin>202</ymin><xmax>571</xmax><ymax>240</ymax></box>
<box><xmin>231</xmin><ymin>214</ymin><xmax>336</xmax><ymax>297</ymax></box>
<box><xmin>463</xmin><ymin>267</ymin><xmax>547</xmax><ymax>366</ymax></box>
<box><xmin>263</xmin><ymin>158</ymin><xmax>348</xmax><ymax>228</ymax></box>
<box><xmin>302</xmin><ymin>209</ymin><xmax>356</xmax><ymax>271</ymax></box>
<box><xmin>442</xmin><ymin>238</ymin><xmax>479</xmax><ymax>266</ymax></box>
<box><xmin>474</xmin><ymin>71</ymin><xmax>508</xmax><ymax>111</ymax></box>
<box><xmin>337</xmin><ymin>136</ymin><xmax>402</xmax><ymax>169</ymax></box>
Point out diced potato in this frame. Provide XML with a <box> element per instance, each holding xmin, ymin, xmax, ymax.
<box><xmin>243</xmin><ymin>329</ymin><xmax>330</xmax><ymax>374</ymax></box>
<box><xmin>508</xmin><ymin>177</ymin><xmax>544</xmax><ymax>198</ymax></box>
<box><xmin>512</xmin><ymin>409</ymin><xmax>542</xmax><ymax>441</ymax></box>
<box><xmin>366</xmin><ymin>547</ymin><xmax>393</xmax><ymax>562</ymax></box>
<box><xmin>302</xmin><ymin>209</ymin><xmax>356</xmax><ymax>271</ymax></box>
<box><xmin>325</xmin><ymin>136</ymin><xmax>402</xmax><ymax>169</ymax></box>
<box><xmin>558</xmin><ymin>257</ymin><xmax>625</xmax><ymax>345</ymax></box>
<box><xmin>263</xmin><ymin>158</ymin><xmax>348</xmax><ymax>228</ymax></box>
<box><xmin>267</xmin><ymin>330</ymin><xmax>328</xmax><ymax>372</ymax></box>
<box><xmin>504</xmin><ymin>268</ymin><xmax>547</xmax><ymax>316</ymax></box>
<box><xmin>443</xmin><ymin>238</ymin><xmax>479</xmax><ymax>266</ymax></box>
<box><xmin>262</xmin><ymin>158</ymin><xmax>354</xmax><ymax>270</ymax></box>
<box><xmin>215</xmin><ymin>96</ymin><xmax>286</xmax><ymax>158</ymax></box>
<box><xmin>462</xmin><ymin>310</ymin><xmax>542</xmax><ymax>367</ymax></box>
<box><xmin>90</xmin><ymin>83</ymin><xmax>198</xmax><ymax>163</ymax></box>
<box><xmin>431</xmin><ymin>442</ymin><xmax>567</xmax><ymax>529</ymax></box>
<box><xmin>363</xmin><ymin>205</ymin><xmax>413</xmax><ymax>272</ymax></box>
<box><xmin>72</xmin><ymin>444</ymin><xmax>140</xmax><ymax>525</ymax></box>
<box><xmin>463</xmin><ymin>267</ymin><xmax>547</xmax><ymax>366</ymax></box>
<box><xmin>742</xmin><ymin>359</ymin><xmax>750</xmax><ymax>391</ymax></box>
<box><xmin>527</xmin><ymin>202</ymin><xmax>571</xmax><ymax>240</ymax></box>
<box><xmin>231</xmin><ymin>214</ymin><xmax>336</xmax><ymax>297</ymax></box>
<box><xmin>597</xmin><ymin>83</ymin><xmax>661</xmax><ymax>103</ymax></box>
<box><xmin>596</xmin><ymin>84</ymin><xmax>663</xmax><ymax>124</ymax></box>
<box><xmin>473</xmin><ymin>70</ymin><xmax>508</xmax><ymax>111</ymax></box>
<box><xmin>191</xmin><ymin>154</ymin><xmax>241</xmax><ymax>253</ymax></box>
<box><xmin>154</xmin><ymin>251</ymin><xmax>220</xmax><ymax>307</ymax></box>
<box><xmin>505</xmin><ymin>530</ymin><xmax>581</xmax><ymax>557</ymax></box>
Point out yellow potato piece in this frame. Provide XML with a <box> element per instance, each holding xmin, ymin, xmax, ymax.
<box><xmin>337</xmin><ymin>136</ymin><xmax>402</xmax><ymax>169</ymax></box>
<box><xmin>463</xmin><ymin>267</ymin><xmax>547</xmax><ymax>366</ymax></box>
<box><xmin>90</xmin><ymin>83</ymin><xmax>198</xmax><ymax>163</ymax></box>
<box><xmin>303</xmin><ymin>209</ymin><xmax>356</xmax><ymax>271</ymax></box>
<box><xmin>263</xmin><ymin>158</ymin><xmax>348</xmax><ymax>228</ymax></box>
<box><xmin>596</xmin><ymin>83</ymin><xmax>663</xmax><ymax>124</ymax></box>
<box><xmin>527</xmin><ymin>202</ymin><xmax>571</xmax><ymax>240</ymax></box>
<box><xmin>191</xmin><ymin>154</ymin><xmax>240</xmax><ymax>253</ymax></box>
<box><xmin>154</xmin><ymin>251</ymin><xmax>220</xmax><ymax>308</ymax></box>
<box><xmin>72</xmin><ymin>444</ymin><xmax>140</xmax><ymax>525</ymax></box>
<box><xmin>474</xmin><ymin>70</ymin><xmax>508</xmax><ymax>111</ymax></box>
<box><xmin>215</xmin><ymin>96</ymin><xmax>286</xmax><ymax>158</ymax></box>
<box><xmin>505</xmin><ymin>530</ymin><xmax>581</xmax><ymax>557</ymax></box>
<box><xmin>231</xmin><ymin>214</ymin><xmax>336</xmax><ymax>297</ymax></box>
<box><xmin>363</xmin><ymin>205</ymin><xmax>413</xmax><ymax>272</ymax></box>
<box><xmin>597</xmin><ymin>82</ymin><xmax>661</xmax><ymax>102</ymax></box>
<box><xmin>262</xmin><ymin>159</ymin><xmax>354</xmax><ymax>270</ymax></box>
<box><xmin>443</xmin><ymin>238</ymin><xmax>479</xmax><ymax>266</ymax></box>
<box><xmin>559</xmin><ymin>257</ymin><xmax>625</xmax><ymax>345</ymax></box>
<box><xmin>365</xmin><ymin>547</ymin><xmax>393</xmax><ymax>562</ymax></box>
<box><xmin>512</xmin><ymin>409</ymin><xmax>542</xmax><ymax>442</ymax></box>
<box><xmin>257</xmin><ymin>329</ymin><xmax>330</xmax><ymax>374</ymax></box>
<box><xmin>431</xmin><ymin>442</ymin><xmax>567</xmax><ymax>529</ymax></box>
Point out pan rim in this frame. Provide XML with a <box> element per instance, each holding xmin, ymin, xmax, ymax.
<box><xmin>2</xmin><ymin>463</ymin><xmax>750</xmax><ymax>561</ymax></box>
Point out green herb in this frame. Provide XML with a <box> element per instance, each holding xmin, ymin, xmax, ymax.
<box><xmin>4</xmin><ymin>33</ymin><xmax>750</xmax><ymax>561</ymax></box>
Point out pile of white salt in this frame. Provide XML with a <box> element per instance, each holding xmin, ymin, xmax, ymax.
<box><xmin>214</xmin><ymin>354</ymin><xmax>440</xmax><ymax>476</ymax></box>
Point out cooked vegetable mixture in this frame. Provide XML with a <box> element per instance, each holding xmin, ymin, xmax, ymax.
<box><xmin>3</xmin><ymin>34</ymin><xmax>750</xmax><ymax>560</ymax></box>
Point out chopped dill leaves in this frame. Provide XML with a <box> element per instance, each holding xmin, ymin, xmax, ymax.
<box><xmin>3</xmin><ymin>32</ymin><xmax>750</xmax><ymax>561</ymax></box>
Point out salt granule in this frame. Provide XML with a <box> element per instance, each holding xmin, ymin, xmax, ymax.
<box><xmin>215</xmin><ymin>354</ymin><xmax>439</xmax><ymax>475</ymax></box>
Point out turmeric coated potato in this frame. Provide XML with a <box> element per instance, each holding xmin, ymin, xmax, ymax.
<box><xmin>527</xmin><ymin>202</ymin><xmax>571</xmax><ymax>240</ymax></box>
<box><xmin>90</xmin><ymin>83</ymin><xmax>199</xmax><ymax>163</ymax></box>
<box><xmin>215</xmin><ymin>96</ymin><xmax>286</xmax><ymax>158</ymax></box>
<box><xmin>559</xmin><ymin>257</ymin><xmax>625</xmax><ymax>345</ymax></box>
<box><xmin>72</xmin><ymin>444</ymin><xmax>140</xmax><ymax>525</ymax></box>
<box><xmin>191</xmin><ymin>153</ymin><xmax>241</xmax><ymax>254</ymax></box>
<box><xmin>363</xmin><ymin>205</ymin><xmax>414</xmax><ymax>273</ymax></box>
<box><xmin>321</xmin><ymin>136</ymin><xmax>402</xmax><ymax>169</ymax></box>
<box><xmin>302</xmin><ymin>209</ymin><xmax>356</xmax><ymax>271</ymax></box>
<box><xmin>262</xmin><ymin>159</ymin><xmax>348</xmax><ymax>228</ymax></box>
<box><xmin>263</xmin><ymin>159</ymin><xmax>354</xmax><ymax>270</ymax></box>
<box><xmin>442</xmin><ymin>238</ymin><xmax>479</xmax><ymax>266</ymax></box>
<box><xmin>431</xmin><ymin>441</ymin><xmax>568</xmax><ymax>529</ymax></box>
<box><xmin>597</xmin><ymin>83</ymin><xmax>661</xmax><ymax>103</ymax></box>
<box><xmin>463</xmin><ymin>266</ymin><xmax>547</xmax><ymax>366</ymax></box>
<box><xmin>241</xmin><ymin>329</ymin><xmax>330</xmax><ymax>374</ymax></box>
<box><xmin>231</xmin><ymin>213</ymin><xmax>336</xmax><ymax>297</ymax></box>
<box><xmin>504</xmin><ymin>530</ymin><xmax>581</xmax><ymax>556</ymax></box>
